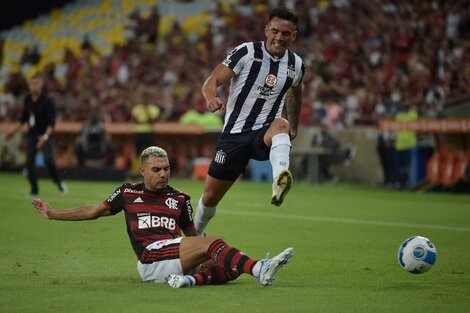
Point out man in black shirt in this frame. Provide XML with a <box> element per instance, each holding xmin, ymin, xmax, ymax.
<box><xmin>7</xmin><ymin>73</ymin><xmax>66</xmax><ymax>196</ymax></box>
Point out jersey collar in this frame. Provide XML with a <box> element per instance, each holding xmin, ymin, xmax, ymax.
<box><xmin>262</xmin><ymin>41</ymin><xmax>286</xmax><ymax>62</ymax></box>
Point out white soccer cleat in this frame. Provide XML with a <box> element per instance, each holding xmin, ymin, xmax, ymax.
<box><xmin>58</xmin><ymin>182</ymin><xmax>68</xmax><ymax>195</ymax></box>
<box><xmin>271</xmin><ymin>170</ymin><xmax>293</xmax><ymax>206</ymax></box>
<box><xmin>258</xmin><ymin>247</ymin><xmax>294</xmax><ymax>286</ymax></box>
<box><xmin>165</xmin><ymin>275</ymin><xmax>186</xmax><ymax>288</ymax></box>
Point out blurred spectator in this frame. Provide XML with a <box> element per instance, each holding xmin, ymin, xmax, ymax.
<box><xmin>374</xmin><ymin>92</ymin><xmax>402</xmax><ymax>188</ymax></box>
<box><xmin>0</xmin><ymin>0</ymin><xmax>468</xmax><ymax>129</ymax></box>
<box><xmin>20</xmin><ymin>44</ymin><xmax>41</xmax><ymax>66</ymax></box>
<box><xmin>0</xmin><ymin>93</ymin><xmax>14</xmax><ymax>121</ymax></box>
<box><xmin>394</xmin><ymin>102</ymin><xmax>419</xmax><ymax>189</ymax></box>
<box><xmin>145</xmin><ymin>6</ymin><xmax>160</xmax><ymax>45</ymax></box>
<box><xmin>131</xmin><ymin>91</ymin><xmax>160</xmax><ymax>156</ymax></box>
<box><xmin>4</xmin><ymin>72</ymin><xmax>28</xmax><ymax>98</ymax></box>
<box><xmin>458</xmin><ymin>47</ymin><xmax>470</xmax><ymax>94</ymax></box>
<box><xmin>74</xmin><ymin>110</ymin><xmax>116</xmax><ymax>168</ymax></box>
<box><xmin>80</xmin><ymin>33</ymin><xmax>99</xmax><ymax>58</ymax></box>
<box><xmin>127</xmin><ymin>8</ymin><xmax>145</xmax><ymax>40</ymax></box>
<box><xmin>0</xmin><ymin>36</ymin><xmax>4</xmax><ymax>67</ymax></box>
<box><xmin>312</xmin><ymin>123</ymin><xmax>356</xmax><ymax>183</ymax></box>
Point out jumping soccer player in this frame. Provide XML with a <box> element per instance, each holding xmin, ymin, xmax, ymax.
<box><xmin>194</xmin><ymin>6</ymin><xmax>305</xmax><ymax>235</ymax></box>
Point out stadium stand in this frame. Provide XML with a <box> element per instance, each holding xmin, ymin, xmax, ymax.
<box><xmin>0</xmin><ymin>0</ymin><xmax>469</xmax><ymax>188</ymax></box>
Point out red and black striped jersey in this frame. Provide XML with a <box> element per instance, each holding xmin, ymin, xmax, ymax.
<box><xmin>102</xmin><ymin>182</ymin><xmax>195</xmax><ymax>261</ymax></box>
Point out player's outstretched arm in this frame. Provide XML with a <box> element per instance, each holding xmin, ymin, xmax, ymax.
<box><xmin>32</xmin><ymin>198</ymin><xmax>111</xmax><ymax>221</ymax></box>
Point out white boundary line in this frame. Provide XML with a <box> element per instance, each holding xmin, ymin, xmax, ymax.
<box><xmin>219</xmin><ymin>209</ymin><xmax>470</xmax><ymax>232</ymax></box>
<box><xmin>8</xmin><ymin>194</ymin><xmax>469</xmax><ymax>232</ymax></box>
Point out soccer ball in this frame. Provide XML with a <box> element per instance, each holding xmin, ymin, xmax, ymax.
<box><xmin>398</xmin><ymin>236</ymin><xmax>437</xmax><ymax>274</ymax></box>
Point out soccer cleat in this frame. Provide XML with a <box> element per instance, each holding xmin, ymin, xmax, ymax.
<box><xmin>258</xmin><ymin>247</ymin><xmax>294</xmax><ymax>286</ymax></box>
<box><xmin>58</xmin><ymin>182</ymin><xmax>68</xmax><ymax>195</ymax></box>
<box><xmin>165</xmin><ymin>275</ymin><xmax>186</xmax><ymax>288</ymax></box>
<box><xmin>271</xmin><ymin>170</ymin><xmax>293</xmax><ymax>206</ymax></box>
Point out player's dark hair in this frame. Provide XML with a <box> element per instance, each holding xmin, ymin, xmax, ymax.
<box><xmin>269</xmin><ymin>7</ymin><xmax>298</xmax><ymax>27</ymax></box>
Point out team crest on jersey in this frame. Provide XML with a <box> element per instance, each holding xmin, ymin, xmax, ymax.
<box><xmin>287</xmin><ymin>65</ymin><xmax>295</xmax><ymax>79</ymax></box>
<box><xmin>265</xmin><ymin>74</ymin><xmax>277</xmax><ymax>87</ymax></box>
<box><xmin>214</xmin><ymin>150</ymin><xmax>226</xmax><ymax>164</ymax></box>
<box><xmin>165</xmin><ymin>198</ymin><xmax>179</xmax><ymax>209</ymax></box>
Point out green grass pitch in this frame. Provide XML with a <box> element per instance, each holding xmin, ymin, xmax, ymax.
<box><xmin>1</xmin><ymin>172</ymin><xmax>469</xmax><ymax>313</ymax></box>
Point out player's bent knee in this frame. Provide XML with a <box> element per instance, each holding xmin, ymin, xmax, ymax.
<box><xmin>270</xmin><ymin>118</ymin><xmax>290</xmax><ymax>133</ymax></box>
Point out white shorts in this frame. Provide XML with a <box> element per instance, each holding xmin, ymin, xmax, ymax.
<box><xmin>137</xmin><ymin>237</ymin><xmax>200</xmax><ymax>283</ymax></box>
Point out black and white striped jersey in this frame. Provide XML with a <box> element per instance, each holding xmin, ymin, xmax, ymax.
<box><xmin>221</xmin><ymin>41</ymin><xmax>305</xmax><ymax>134</ymax></box>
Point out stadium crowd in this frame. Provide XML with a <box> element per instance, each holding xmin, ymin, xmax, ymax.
<box><xmin>1</xmin><ymin>0</ymin><xmax>469</xmax><ymax>128</ymax></box>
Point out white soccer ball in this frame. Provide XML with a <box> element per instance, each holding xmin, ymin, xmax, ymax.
<box><xmin>398</xmin><ymin>236</ymin><xmax>437</xmax><ymax>274</ymax></box>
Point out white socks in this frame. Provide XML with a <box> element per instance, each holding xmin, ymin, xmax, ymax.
<box><xmin>251</xmin><ymin>261</ymin><xmax>262</xmax><ymax>278</ymax></box>
<box><xmin>194</xmin><ymin>133</ymin><xmax>290</xmax><ymax>234</ymax></box>
<box><xmin>270</xmin><ymin>133</ymin><xmax>291</xmax><ymax>179</ymax></box>
<box><xmin>184</xmin><ymin>275</ymin><xmax>196</xmax><ymax>287</ymax></box>
<box><xmin>194</xmin><ymin>197</ymin><xmax>217</xmax><ymax>235</ymax></box>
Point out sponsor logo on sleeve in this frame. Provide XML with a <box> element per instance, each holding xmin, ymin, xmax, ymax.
<box><xmin>186</xmin><ymin>199</ymin><xmax>193</xmax><ymax>221</ymax></box>
<box><xmin>107</xmin><ymin>189</ymin><xmax>121</xmax><ymax>202</ymax></box>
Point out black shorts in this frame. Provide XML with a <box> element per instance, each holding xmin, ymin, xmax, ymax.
<box><xmin>208</xmin><ymin>126</ymin><xmax>271</xmax><ymax>181</ymax></box>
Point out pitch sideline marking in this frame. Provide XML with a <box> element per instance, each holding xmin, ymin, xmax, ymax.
<box><xmin>15</xmin><ymin>194</ymin><xmax>470</xmax><ymax>232</ymax></box>
<box><xmin>221</xmin><ymin>208</ymin><xmax>470</xmax><ymax>233</ymax></box>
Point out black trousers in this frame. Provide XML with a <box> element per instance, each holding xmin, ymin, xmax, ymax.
<box><xmin>26</xmin><ymin>134</ymin><xmax>62</xmax><ymax>193</ymax></box>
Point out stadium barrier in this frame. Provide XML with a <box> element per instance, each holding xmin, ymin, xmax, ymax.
<box><xmin>296</xmin><ymin>121</ymin><xmax>469</xmax><ymax>189</ymax></box>
<box><xmin>0</xmin><ymin>122</ymin><xmax>220</xmax><ymax>178</ymax></box>
<box><xmin>379</xmin><ymin>119</ymin><xmax>470</xmax><ymax>133</ymax></box>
